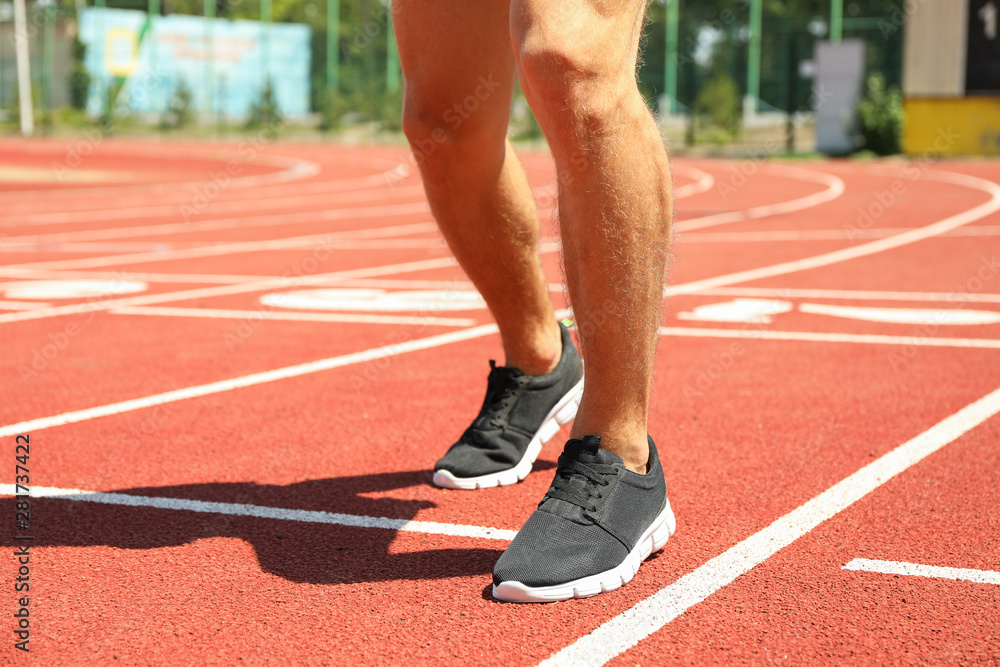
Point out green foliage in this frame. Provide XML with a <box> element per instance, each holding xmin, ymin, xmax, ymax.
<box><xmin>856</xmin><ymin>73</ymin><xmax>903</xmax><ymax>155</ymax></box>
<box><xmin>68</xmin><ymin>37</ymin><xmax>92</xmax><ymax>111</ymax></box>
<box><xmin>696</xmin><ymin>73</ymin><xmax>741</xmax><ymax>139</ymax></box>
<box><xmin>161</xmin><ymin>79</ymin><xmax>194</xmax><ymax>129</ymax></box>
<box><xmin>319</xmin><ymin>89</ymin><xmax>351</xmax><ymax>131</ymax></box>
<box><xmin>245</xmin><ymin>79</ymin><xmax>283</xmax><ymax>134</ymax></box>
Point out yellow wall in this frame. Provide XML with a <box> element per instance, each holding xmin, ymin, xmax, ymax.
<box><xmin>903</xmin><ymin>97</ymin><xmax>1000</xmax><ymax>156</ymax></box>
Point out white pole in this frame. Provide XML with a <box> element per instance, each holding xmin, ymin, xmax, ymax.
<box><xmin>13</xmin><ymin>0</ymin><xmax>34</xmax><ymax>136</ymax></box>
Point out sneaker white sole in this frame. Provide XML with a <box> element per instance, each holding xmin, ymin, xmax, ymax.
<box><xmin>432</xmin><ymin>377</ymin><xmax>585</xmax><ymax>491</ymax></box>
<box><xmin>491</xmin><ymin>497</ymin><xmax>677</xmax><ymax>603</ymax></box>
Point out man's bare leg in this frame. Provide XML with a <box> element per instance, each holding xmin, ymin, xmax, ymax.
<box><xmin>393</xmin><ymin>0</ymin><xmax>560</xmax><ymax>376</ymax></box>
<box><xmin>511</xmin><ymin>0</ymin><xmax>673</xmax><ymax>473</ymax></box>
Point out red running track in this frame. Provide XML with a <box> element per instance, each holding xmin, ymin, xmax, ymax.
<box><xmin>1</xmin><ymin>139</ymin><xmax>999</xmax><ymax>666</ymax></box>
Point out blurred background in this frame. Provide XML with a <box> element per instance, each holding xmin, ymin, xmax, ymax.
<box><xmin>0</xmin><ymin>0</ymin><xmax>997</xmax><ymax>156</ymax></box>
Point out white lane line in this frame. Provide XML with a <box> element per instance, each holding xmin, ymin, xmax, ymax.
<box><xmin>540</xmin><ymin>384</ymin><xmax>1000</xmax><ymax>667</ymax></box>
<box><xmin>0</xmin><ymin>151</ymin><xmax>398</xmax><ymax>207</ymax></box>
<box><xmin>0</xmin><ymin>256</ymin><xmax>462</xmax><ymax>325</ymax></box>
<box><xmin>0</xmin><ymin>153</ymin><xmax>321</xmax><ymax>203</ymax></box>
<box><xmin>1</xmin><ymin>226</ymin><xmax>443</xmax><ymax>273</ymax></box>
<box><xmin>680</xmin><ymin>226</ymin><xmax>1000</xmax><ymax>243</ymax></box>
<box><xmin>0</xmin><ymin>306</ymin><xmax>574</xmax><ymax>438</ymax></box>
<box><xmin>672</xmin><ymin>164</ymin><xmax>716</xmax><ymax>199</ymax></box>
<box><xmin>0</xmin><ymin>208</ymin><xmax>433</xmax><ymax>273</ymax></box>
<box><xmin>7</xmin><ymin>182</ymin><xmax>428</xmax><ymax>227</ymax></box>
<box><xmin>0</xmin><ymin>300</ymin><xmax>52</xmax><ymax>310</ymax></box>
<box><xmin>666</xmin><ymin>169</ymin><xmax>1000</xmax><ymax>298</ymax></box>
<box><xmin>842</xmin><ymin>559</ymin><xmax>1000</xmax><ymax>585</ymax></box>
<box><xmin>0</xmin><ymin>323</ymin><xmax>497</xmax><ymax>438</ymax></box>
<box><xmin>0</xmin><ymin>270</ymin><xmax>308</xmax><ymax>285</ymax></box>
<box><xmin>0</xmin><ymin>162</ymin><xmax>753</xmax><ymax>250</ymax></box>
<box><xmin>111</xmin><ymin>306</ymin><xmax>477</xmax><ymax>327</ymax></box>
<box><xmin>0</xmin><ymin>188</ymin><xmax>429</xmax><ymax>248</ymax></box>
<box><xmin>696</xmin><ymin>287</ymin><xmax>1000</xmax><ymax>305</ymax></box>
<box><xmin>6</xmin><ymin>161</ymin><xmax>700</xmax><ymax>234</ymax></box>
<box><xmin>659</xmin><ymin>327</ymin><xmax>1000</xmax><ymax>349</ymax></box>
<box><xmin>0</xmin><ymin>485</ymin><xmax>517</xmax><ymax>542</ymax></box>
<box><xmin>798</xmin><ymin>302</ymin><xmax>1000</xmax><ymax>326</ymax></box>
<box><xmin>674</xmin><ymin>164</ymin><xmax>845</xmax><ymax>233</ymax></box>
<box><xmin>3</xmin><ymin>169</ymin><xmax>996</xmax><ymax>329</ymax></box>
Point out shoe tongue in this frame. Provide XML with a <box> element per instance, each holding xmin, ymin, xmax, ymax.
<box><xmin>488</xmin><ymin>359</ymin><xmax>524</xmax><ymax>382</ymax></box>
<box><xmin>565</xmin><ymin>435</ymin><xmax>622</xmax><ymax>466</ymax></box>
<box><xmin>539</xmin><ymin>436</ymin><xmax>623</xmax><ymax>523</ymax></box>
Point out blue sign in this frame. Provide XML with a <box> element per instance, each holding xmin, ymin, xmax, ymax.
<box><xmin>78</xmin><ymin>7</ymin><xmax>312</xmax><ymax>117</ymax></box>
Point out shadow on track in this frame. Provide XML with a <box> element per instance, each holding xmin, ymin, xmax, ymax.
<box><xmin>0</xmin><ymin>461</ymin><xmax>556</xmax><ymax>585</ymax></box>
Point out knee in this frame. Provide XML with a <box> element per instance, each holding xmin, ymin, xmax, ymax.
<box><xmin>514</xmin><ymin>20</ymin><xmax>631</xmax><ymax>137</ymax></box>
<box><xmin>401</xmin><ymin>101</ymin><xmax>452</xmax><ymax>165</ymax></box>
<box><xmin>401</xmin><ymin>84</ymin><xmax>508</xmax><ymax>170</ymax></box>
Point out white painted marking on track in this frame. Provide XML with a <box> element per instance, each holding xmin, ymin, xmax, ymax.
<box><xmin>260</xmin><ymin>288</ymin><xmax>486</xmax><ymax>313</ymax></box>
<box><xmin>0</xmin><ymin>306</ymin><xmax>574</xmax><ymax>438</ymax></box>
<box><xmin>697</xmin><ymin>287</ymin><xmax>1000</xmax><ymax>305</ymax></box>
<box><xmin>9</xmin><ymin>181</ymin><xmax>427</xmax><ymax>227</ymax></box>
<box><xmin>0</xmin><ymin>279</ymin><xmax>148</xmax><ymax>300</ymax></box>
<box><xmin>0</xmin><ymin>323</ymin><xmax>496</xmax><ymax>438</ymax></box>
<box><xmin>660</xmin><ymin>327</ymin><xmax>1000</xmax><ymax>350</ymax></box>
<box><xmin>112</xmin><ymin>306</ymin><xmax>477</xmax><ymax>327</ymax></box>
<box><xmin>0</xmin><ymin>300</ymin><xmax>52</xmax><ymax>310</ymax></box>
<box><xmin>675</xmin><ymin>164</ymin><xmax>846</xmax><ymax>232</ymax></box>
<box><xmin>5</xmin><ymin>163</ymin><xmax>990</xmax><ymax>326</ymax></box>
<box><xmin>677</xmin><ymin>299</ymin><xmax>793</xmax><ymax>324</ymax></box>
<box><xmin>540</xmin><ymin>385</ymin><xmax>1000</xmax><ymax>667</ymax></box>
<box><xmin>0</xmin><ymin>485</ymin><xmax>517</xmax><ymax>542</ymax></box>
<box><xmin>679</xmin><ymin>226</ymin><xmax>1000</xmax><ymax>243</ymax></box>
<box><xmin>0</xmin><ymin>217</ymin><xmax>437</xmax><ymax>274</ymax></box>
<box><xmin>665</xmin><ymin>169</ymin><xmax>1000</xmax><ymax>298</ymax></box>
<box><xmin>0</xmin><ymin>257</ymin><xmax>462</xmax><ymax>324</ymax></box>
<box><xmin>659</xmin><ymin>326</ymin><xmax>1000</xmax><ymax>349</ymax></box>
<box><xmin>671</xmin><ymin>164</ymin><xmax>716</xmax><ymax>199</ymax></box>
<box><xmin>842</xmin><ymin>559</ymin><xmax>1000</xmax><ymax>585</ymax></box>
<box><xmin>799</xmin><ymin>302</ymin><xmax>1000</xmax><ymax>326</ymax></box>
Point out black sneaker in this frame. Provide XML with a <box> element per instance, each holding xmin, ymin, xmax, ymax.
<box><xmin>492</xmin><ymin>434</ymin><xmax>675</xmax><ymax>602</ymax></box>
<box><xmin>432</xmin><ymin>322</ymin><xmax>584</xmax><ymax>490</ymax></box>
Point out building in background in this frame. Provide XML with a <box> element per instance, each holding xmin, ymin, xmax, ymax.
<box><xmin>903</xmin><ymin>0</ymin><xmax>1000</xmax><ymax>156</ymax></box>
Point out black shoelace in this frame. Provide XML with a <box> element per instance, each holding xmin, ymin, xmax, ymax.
<box><xmin>544</xmin><ymin>454</ymin><xmax>618</xmax><ymax>513</ymax></box>
<box><xmin>475</xmin><ymin>362</ymin><xmax>528</xmax><ymax>429</ymax></box>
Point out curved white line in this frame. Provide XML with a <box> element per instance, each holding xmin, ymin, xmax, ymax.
<box><xmin>6</xmin><ymin>182</ymin><xmax>427</xmax><ymax>228</ymax></box>
<box><xmin>0</xmin><ymin>220</ymin><xmax>438</xmax><ymax>274</ymax></box>
<box><xmin>672</xmin><ymin>163</ymin><xmax>716</xmax><ymax>199</ymax></box>
<box><xmin>668</xmin><ymin>168</ymin><xmax>1000</xmax><ymax>297</ymax></box>
<box><xmin>676</xmin><ymin>163</ymin><xmax>846</xmax><ymax>232</ymax></box>
<box><xmin>0</xmin><ymin>151</ymin><xmax>321</xmax><ymax>203</ymax></box>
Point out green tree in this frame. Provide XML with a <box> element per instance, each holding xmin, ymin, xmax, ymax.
<box><xmin>856</xmin><ymin>73</ymin><xmax>903</xmax><ymax>155</ymax></box>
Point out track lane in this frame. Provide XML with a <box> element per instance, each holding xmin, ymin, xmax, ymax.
<box><xmin>1</xmin><ymin>140</ymin><xmax>992</xmax><ymax>662</ymax></box>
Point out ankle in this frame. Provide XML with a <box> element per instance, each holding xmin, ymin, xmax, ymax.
<box><xmin>571</xmin><ymin>426</ymin><xmax>650</xmax><ymax>474</ymax></box>
<box><xmin>503</xmin><ymin>323</ymin><xmax>561</xmax><ymax>376</ymax></box>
